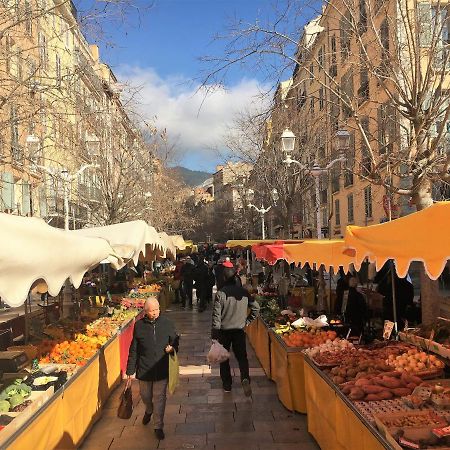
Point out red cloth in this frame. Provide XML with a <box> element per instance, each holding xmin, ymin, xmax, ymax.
<box><xmin>251</xmin><ymin>243</ymin><xmax>286</xmax><ymax>265</ymax></box>
<box><xmin>222</xmin><ymin>261</ymin><xmax>234</xmax><ymax>268</ymax></box>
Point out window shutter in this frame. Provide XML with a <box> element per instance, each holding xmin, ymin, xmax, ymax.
<box><xmin>1</xmin><ymin>172</ymin><xmax>14</xmax><ymax>210</ymax></box>
<box><xmin>22</xmin><ymin>182</ymin><xmax>31</xmax><ymax>215</ymax></box>
<box><xmin>418</xmin><ymin>3</ymin><xmax>433</xmax><ymax>47</ymax></box>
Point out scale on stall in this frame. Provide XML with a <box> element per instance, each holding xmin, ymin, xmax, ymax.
<box><xmin>0</xmin><ymin>351</ymin><xmax>29</xmax><ymax>373</ymax></box>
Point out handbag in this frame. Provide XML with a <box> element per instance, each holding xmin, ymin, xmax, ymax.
<box><xmin>117</xmin><ymin>378</ymin><xmax>133</xmax><ymax>419</ymax></box>
<box><xmin>168</xmin><ymin>350</ymin><xmax>179</xmax><ymax>395</ymax></box>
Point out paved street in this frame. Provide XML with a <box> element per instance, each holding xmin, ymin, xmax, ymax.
<box><xmin>81</xmin><ymin>304</ymin><xmax>320</xmax><ymax>450</ymax></box>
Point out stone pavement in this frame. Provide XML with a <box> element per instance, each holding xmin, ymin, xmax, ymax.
<box><xmin>81</xmin><ymin>304</ymin><xmax>320</xmax><ymax>450</ymax></box>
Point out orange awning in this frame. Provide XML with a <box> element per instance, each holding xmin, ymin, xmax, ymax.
<box><xmin>283</xmin><ymin>240</ymin><xmax>354</xmax><ymax>271</ymax></box>
<box><xmin>343</xmin><ymin>202</ymin><xmax>450</xmax><ymax>280</ymax></box>
<box><xmin>226</xmin><ymin>239</ymin><xmax>303</xmax><ymax>249</ymax></box>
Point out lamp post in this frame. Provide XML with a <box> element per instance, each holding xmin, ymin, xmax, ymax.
<box><xmin>281</xmin><ymin>128</ymin><xmax>348</xmax><ymax>239</ymax></box>
<box><xmin>247</xmin><ymin>188</ymin><xmax>278</xmax><ymax>239</ymax></box>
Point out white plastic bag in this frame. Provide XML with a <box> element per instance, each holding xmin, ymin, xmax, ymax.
<box><xmin>207</xmin><ymin>340</ymin><xmax>230</xmax><ymax>364</ymax></box>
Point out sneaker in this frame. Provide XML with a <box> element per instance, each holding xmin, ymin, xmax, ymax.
<box><xmin>154</xmin><ymin>429</ymin><xmax>165</xmax><ymax>440</ymax></box>
<box><xmin>223</xmin><ymin>385</ymin><xmax>232</xmax><ymax>393</ymax></box>
<box><xmin>142</xmin><ymin>412</ymin><xmax>152</xmax><ymax>425</ymax></box>
<box><xmin>241</xmin><ymin>378</ymin><xmax>252</xmax><ymax>397</ymax></box>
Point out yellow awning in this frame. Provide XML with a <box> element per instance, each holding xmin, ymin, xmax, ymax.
<box><xmin>343</xmin><ymin>202</ymin><xmax>450</xmax><ymax>280</ymax></box>
<box><xmin>283</xmin><ymin>240</ymin><xmax>354</xmax><ymax>271</ymax></box>
<box><xmin>226</xmin><ymin>239</ymin><xmax>303</xmax><ymax>249</ymax></box>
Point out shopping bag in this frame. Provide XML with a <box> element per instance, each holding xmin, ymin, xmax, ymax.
<box><xmin>168</xmin><ymin>350</ymin><xmax>180</xmax><ymax>394</ymax></box>
<box><xmin>207</xmin><ymin>340</ymin><xmax>230</xmax><ymax>364</ymax></box>
<box><xmin>117</xmin><ymin>379</ymin><xmax>133</xmax><ymax>419</ymax></box>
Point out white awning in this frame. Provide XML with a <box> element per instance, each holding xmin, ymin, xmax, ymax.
<box><xmin>0</xmin><ymin>213</ymin><xmax>122</xmax><ymax>307</ymax></box>
<box><xmin>73</xmin><ymin>221</ymin><xmax>166</xmax><ymax>265</ymax></box>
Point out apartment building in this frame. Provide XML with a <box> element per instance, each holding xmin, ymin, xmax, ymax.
<box><xmin>0</xmin><ymin>0</ymin><xmax>148</xmax><ymax>227</ymax></box>
<box><xmin>268</xmin><ymin>0</ymin><xmax>449</xmax><ymax>237</ymax></box>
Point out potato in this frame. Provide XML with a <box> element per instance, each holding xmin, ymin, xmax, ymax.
<box><xmin>355</xmin><ymin>378</ymin><xmax>371</xmax><ymax>387</ymax></box>
<box><xmin>379</xmin><ymin>377</ymin><xmax>402</xmax><ymax>389</ymax></box>
<box><xmin>392</xmin><ymin>387</ymin><xmax>413</xmax><ymax>397</ymax></box>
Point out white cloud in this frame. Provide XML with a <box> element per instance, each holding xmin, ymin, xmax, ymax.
<box><xmin>116</xmin><ymin>66</ymin><xmax>269</xmax><ymax>170</ymax></box>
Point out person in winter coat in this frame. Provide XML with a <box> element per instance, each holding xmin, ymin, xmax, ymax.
<box><xmin>173</xmin><ymin>259</ymin><xmax>185</xmax><ymax>304</ymax></box>
<box><xmin>211</xmin><ymin>266</ymin><xmax>260</xmax><ymax>395</ymax></box>
<box><xmin>180</xmin><ymin>257</ymin><xmax>195</xmax><ymax>307</ymax></box>
<box><xmin>126</xmin><ymin>298</ymin><xmax>179</xmax><ymax>441</ymax></box>
<box><xmin>344</xmin><ymin>276</ymin><xmax>367</xmax><ymax>337</ymax></box>
<box><xmin>194</xmin><ymin>258</ymin><xmax>211</xmax><ymax>312</ymax></box>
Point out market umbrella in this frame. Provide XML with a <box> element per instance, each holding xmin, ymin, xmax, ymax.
<box><xmin>0</xmin><ymin>213</ymin><xmax>122</xmax><ymax>307</ymax></box>
<box><xmin>251</xmin><ymin>243</ymin><xmax>287</xmax><ymax>265</ymax></box>
<box><xmin>343</xmin><ymin>201</ymin><xmax>450</xmax><ymax>280</ymax></box>
<box><xmin>73</xmin><ymin>221</ymin><xmax>166</xmax><ymax>265</ymax></box>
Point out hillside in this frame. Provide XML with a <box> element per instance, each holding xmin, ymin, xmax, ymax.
<box><xmin>170</xmin><ymin>166</ymin><xmax>212</xmax><ymax>187</ymax></box>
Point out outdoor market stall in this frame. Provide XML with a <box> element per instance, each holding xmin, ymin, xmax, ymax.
<box><xmin>0</xmin><ymin>213</ymin><xmax>184</xmax><ymax>449</ymax></box>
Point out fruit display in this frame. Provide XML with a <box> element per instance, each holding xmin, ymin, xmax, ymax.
<box><xmin>386</xmin><ymin>349</ymin><xmax>445</xmax><ymax>373</ymax></box>
<box><xmin>305</xmin><ymin>339</ymin><xmax>355</xmax><ymax>365</ymax></box>
<box><xmin>282</xmin><ymin>329</ymin><xmax>337</xmax><ymax>348</ymax></box>
<box><xmin>121</xmin><ymin>297</ymin><xmax>145</xmax><ymax>309</ymax></box>
<box><xmin>376</xmin><ymin>411</ymin><xmax>447</xmax><ymax>429</ymax></box>
<box><xmin>325</xmin><ymin>343</ymin><xmax>412</xmax><ymax>384</ymax></box>
<box><xmin>38</xmin><ymin>339</ymin><xmax>99</xmax><ymax>366</ymax></box>
<box><xmin>136</xmin><ymin>283</ymin><xmax>162</xmax><ymax>294</ymax></box>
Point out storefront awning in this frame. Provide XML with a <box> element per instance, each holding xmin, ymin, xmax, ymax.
<box><xmin>170</xmin><ymin>235</ymin><xmax>187</xmax><ymax>251</ymax></box>
<box><xmin>0</xmin><ymin>213</ymin><xmax>122</xmax><ymax>307</ymax></box>
<box><xmin>344</xmin><ymin>202</ymin><xmax>450</xmax><ymax>279</ymax></box>
<box><xmin>158</xmin><ymin>232</ymin><xmax>177</xmax><ymax>258</ymax></box>
<box><xmin>73</xmin><ymin>221</ymin><xmax>165</xmax><ymax>265</ymax></box>
<box><xmin>252</xmin><ymin>243</ymin><xmax>286</xmax><ymax>265</ymax></box>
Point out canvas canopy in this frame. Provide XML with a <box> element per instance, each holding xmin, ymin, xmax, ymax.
<box><xmin>283</xmin><ymin>240</ymin><xmax>354</xmax><ymax>271</ymax></box>
<box><xmin>344</xmin><ymin>202</ymin><xmax>450</xmax><ymax>280</ymax></box>
<box><xmin>0</xmin><ymin>213</ymin><xmax>122</xmax><ymax>307</ymax></box>
<box><xmin>170</xmin><ymin>235</ymin><xmax>187</xmax><ymax>251</ymax></box>
<box><xmin>227</xmin><ymin>239</ymin><xmax>303</xmax><ymax>249</ymax></box>
<box><xmin>252</xmin><ymin>243</ymin><xmax>286</xmax><ymax>265</ymax></box>
<box><xmin>73</xmin><ymin>221</ymin><xmax>166</xmax><ymax>265</ymax></box>
<box><xmin>158</xmin><ymin>232</ymin><xmax>177</xmax><ymax>258</ymax></box>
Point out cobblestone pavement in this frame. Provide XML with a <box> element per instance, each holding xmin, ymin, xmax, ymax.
<box><xmin>81</xmin><ymin>304</ymin><xmax>320</xmax><ymax>450</ymax></box>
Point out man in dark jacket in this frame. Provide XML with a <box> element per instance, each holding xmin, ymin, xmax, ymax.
<box><xmin>194</xmin><ymin>257</ymin><xmax>211</xmax><ymax>312</ymax></box>
<box><xmin>180</xmin><ymin>257</ymin><xmax>195</xmax><ymax>308</ymax></box>
<box><xmin>211</xmin><ymin>266</ymin><xmax>260</xmax><ymax>395</ymax></box>
<box><xmin>126</xmin><ymin>298</ymin><xmax>179</xmax><ymax>441</ymax></box>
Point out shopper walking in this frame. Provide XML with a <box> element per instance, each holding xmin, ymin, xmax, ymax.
<box><xmin>211</xmin><ymin>266</ymin><xmax>260</xmax><ymax>395</ymax></box>
<box><xmin>173</xmin><ymin>258</ymin><xmax>185</xmax><ymax>305</ymax></box>
<box><xmin>180</xmin><ymin>256</ymin><xmax>195</xmax><ymax>308</ymax></box>
<box><xmin>126</xmin><ymin>298</ymin><xmax>179</xmax><ymax>441</ymax></box>
<box><xmin>194</xmin><ymin>257</ymin><xmax>211</xmax><ymax>312</ymax></box>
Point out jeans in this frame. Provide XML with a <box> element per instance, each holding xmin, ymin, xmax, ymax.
<box><xmin>139</xmin><ymin>379</ymin><xmax>168</xmax><ymax>429</ymax></box>
<box><xmin>218</xmin><ymin>329</ymin><xmax>249</xmax><ymax>388</ymax></box>
<box><xmin>183</xmin><ymin>281</ymin><xmax>193</xmax><ymax>306</ymax></box>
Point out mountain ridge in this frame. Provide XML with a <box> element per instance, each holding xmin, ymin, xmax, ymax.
<box><xmin>169</xmin><ymin>166</ymin><xmax>212</xmax><ymax>187</ymax></box>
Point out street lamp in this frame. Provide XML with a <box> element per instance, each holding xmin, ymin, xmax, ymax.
<box><xmin>247</xmin><ymin>188</ymin><xmax>278</xmax><ymax>239</ymax></box>
<box><xmin>281</xmin><ymin>130</ymin><xmax>345</xmax><ymax>239</ymax></box>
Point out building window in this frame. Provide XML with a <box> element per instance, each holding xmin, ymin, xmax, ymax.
<box><xmin>38</xmin><ymin>32</ymin><xmax>48</xmax><ymax>69</ymax></box>
<box><xmin>335</xmin><ymin>199</ymin><xmax>341</xmax><ymax>226</ymax></box>
<box><xmin>340</xmin><ymin>12</ymin><xmax>352</xmax><ymax>60</ymax></box>
<box><xmin>318</xmin><ymin>46</ymin><xmax>325</xmax><ymax>68</ymax></box>
<box><xmin>380</xmin><ymin>19</ymin><xmax>389</xmax><ymax>63</ymax></box>
<box><xmin>25</xmin><ymin>1</ymin><xmax>32</xmax><ymax>35</ymax></box>
<box><xmin>361</xmin><ymin>116</ymin><xmax>372</xmax><ymax>175</ymax></box>
<box><xmin>364</xmin><ymin>186</ymin><xmax>372</xmax><ymax>218</ymax></box>
<box><xmin>331</xmin><ymin>166</ymin><xmax>340</xmax><ymax>193</ymax></box>
<box><xmin>319</xmin><ymin>87</ymin><xmax>324</xmax><ymax>110</ymax></box>
<box><xmin>330</xmin><ymin>35</ymin><xmax>338</xmax><ymax>77</ymax></box>
<box><xmin>347</xmin><ymin>194</ymin><xmax>354</xmax><ymax>223</ymax></box>
<box><xmin>341</xmin><ymin>69</ymin><xmax>354</xmax><ymax>118</ymax></box>
<box><xmin>297</xmin><ymin>85</ymin><xmax>306</xmax><ymax>110</ymax></box>
<box><xmin>309</xmin><ymin>63</ymin><xmax>314</xmax><ymax>82</ymax></box>
<box><xmin>310</xmin><ymin>96</ymin><xmax>315</xmax><ymax>113</ymax></box>
<box><xmin>359</xmin><ymin>0</ymin><xmax>367</xmax><ymax>33</ymax></box>
<box><xmin>358</xmin><ymin>69</ymin><xmax>369</xmax><ymax>104</ymax></box>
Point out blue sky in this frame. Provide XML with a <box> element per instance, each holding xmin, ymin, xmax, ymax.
<box><xmin>78</xmin><ymin>0</ymin><xmax>311</xmax><ymax>172</ymax></box>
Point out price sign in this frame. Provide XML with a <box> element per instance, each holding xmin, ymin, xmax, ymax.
<box><xmin>383</xmin><ymin>320</ymin><xmax>395</xmax><ymax>340</ymax></box>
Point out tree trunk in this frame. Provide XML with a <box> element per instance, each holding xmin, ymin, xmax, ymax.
<box><xmin>413</xmin><ymin>178</ymin><xmax>443</xmax><ymax>325</ymax></box>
